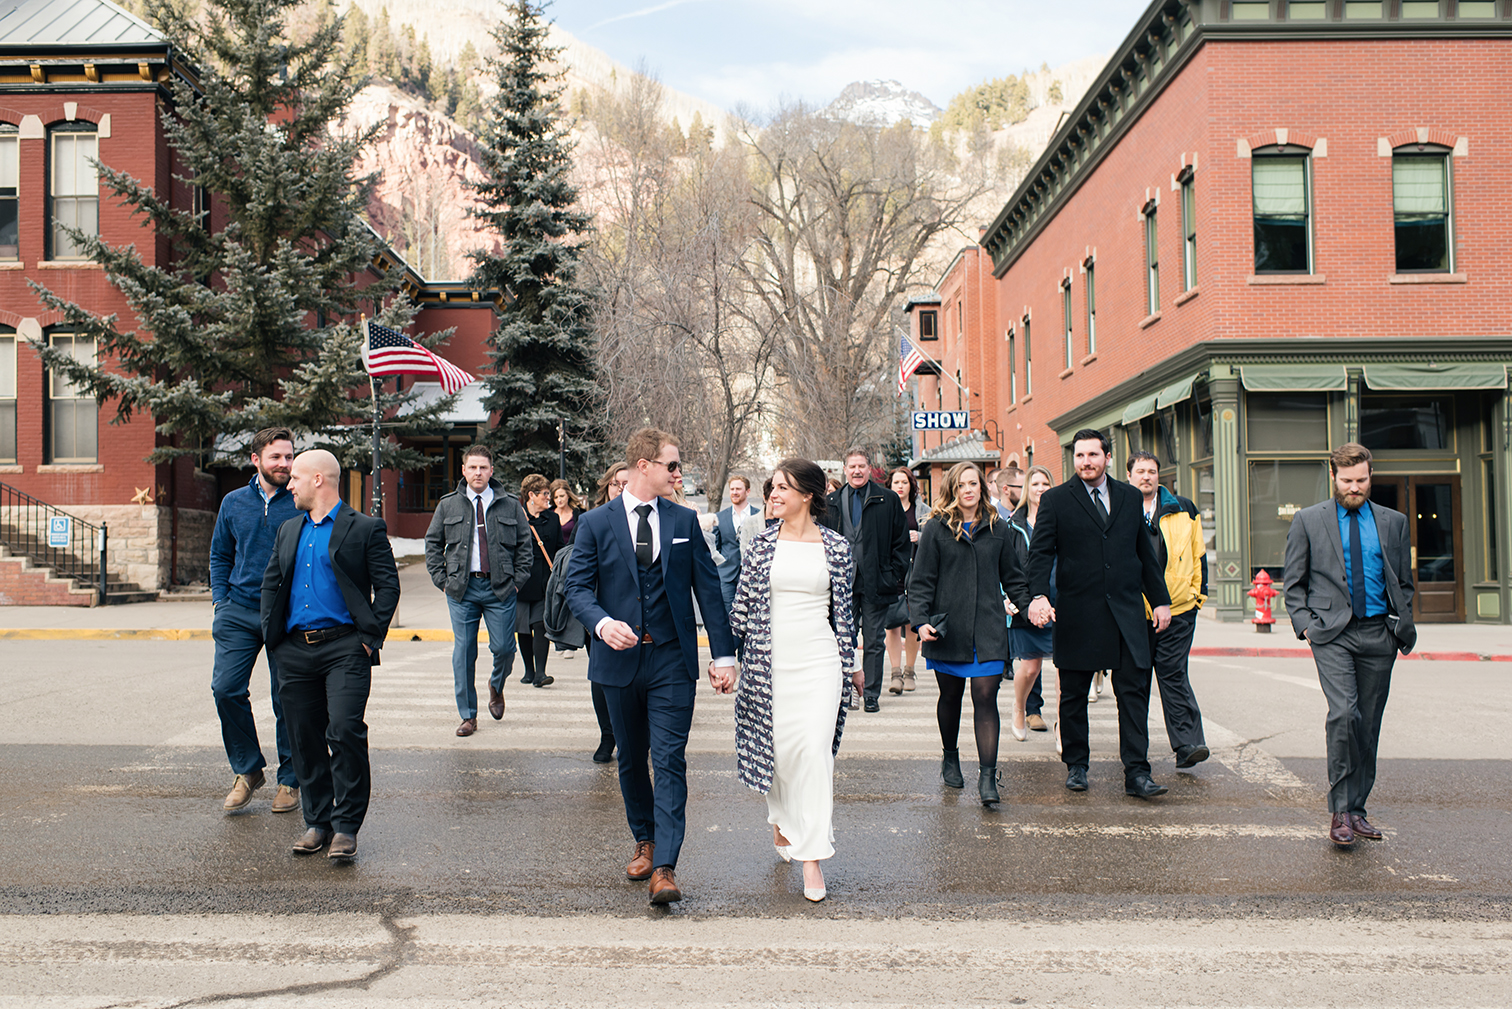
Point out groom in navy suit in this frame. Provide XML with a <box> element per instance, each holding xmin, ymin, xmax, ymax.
<box><xmin>564</xmin><ymin>428</ymin><xmax>737</xmax><ymax>903</ymax></box>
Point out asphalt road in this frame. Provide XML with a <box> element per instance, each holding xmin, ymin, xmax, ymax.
<box><xmin>2</xmin><ymin>638</ymin><xmax>1510</xmax><ymax>1006</ymax></box>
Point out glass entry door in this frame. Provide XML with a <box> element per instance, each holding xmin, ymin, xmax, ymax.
<box><xmin>1370</xmin><ymin>475</ymin><xmax>1464</xmax><ymax>623</ymax></box>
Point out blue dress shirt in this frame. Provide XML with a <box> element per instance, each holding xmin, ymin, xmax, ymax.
<box><xmin>1336</xmin><ymin>500</ymin><xmax>1387</xmax><ymax>617</ymax></box>
<box><xmin>286</xmin><ymin>501</ymin><xmax>355</xmax><ymax>633</ymax></box>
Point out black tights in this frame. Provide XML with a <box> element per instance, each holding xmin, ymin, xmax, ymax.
<box><xmin>517</xmin><ymin>623</ymin><xmax>550</xmax><ymax>681</ymax></box>
<box><xmin>936</xmin><ymin>673</ymin><xmax>1001</xmax><ymax>768</ymax></box>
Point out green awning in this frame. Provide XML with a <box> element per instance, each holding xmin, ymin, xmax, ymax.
<box><xmin>1155</xmin><ymin>373</ymin><xmax>1199</xmax><ymax>409</ymax></box>
<box><xmin>1239</xmin><ymin>364</ymin><xmax>1348</xmax><ymax>392</ymax></box>
<box><xmin>1120</xmin><ymin>392</ymin><xmax>1160</xmax><ymax>426</ymax></box>
<box><xmin>1363</xmin><ymin>363</ymin><xmax>1508</xmax><ymax>391</ymax></box>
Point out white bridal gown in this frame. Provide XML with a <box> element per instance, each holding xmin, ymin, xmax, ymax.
<box><xmin>766</xmin><ymin>539</ymin><xmax>844</xmax><ymax>862</ymax></box>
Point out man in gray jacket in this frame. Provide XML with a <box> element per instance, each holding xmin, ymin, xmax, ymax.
<box><xmin>425</xmin><ymin>444</ymin><xmax>534</xmax><ymax>737</ymax></box>
<box><xmin>1284</xmin><ymin>442</ymin><xmax>1416</xmax><ymax>848</ymax></box>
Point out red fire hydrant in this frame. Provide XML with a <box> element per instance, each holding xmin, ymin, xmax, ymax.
<box><xmin>1248</xmin><ymin>570</ymin><xmax>1278</xmax><ymax>633</ymax></box>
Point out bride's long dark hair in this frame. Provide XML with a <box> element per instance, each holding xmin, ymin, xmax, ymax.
<box><xmin>773</xmin><ymin>458</ymin><xmax>828</xmax><ymax>521</ymax></box>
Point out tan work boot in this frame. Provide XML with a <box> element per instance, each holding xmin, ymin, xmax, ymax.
<box><xmin>270</xmin><ymin>784</ymin><xmax>300</xmax><ymax>814</ymax></box>
<box><xmin>888</xmin><ymin>668</ymin><xmax>904</xmax><ymax>695</ymax></box>
<box><xmin>902</xmin><ymin>666</ymin><xmax>917</xmax><ymax>692</ymax></box>
<box><xmin>223</xmin><ymin>769</ymin><xmax>265</xmax><ymax>812</ymax></box>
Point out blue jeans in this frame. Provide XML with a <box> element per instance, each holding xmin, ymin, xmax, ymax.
<box><xmin>448</xmin><ymin>576</ymin><xmax>518</xmax><ymax>720</ymax></box>
<box><xmin>211</xmin><ymin>598</ymin><xmax>296</xmax><ymax>787</ymax></box>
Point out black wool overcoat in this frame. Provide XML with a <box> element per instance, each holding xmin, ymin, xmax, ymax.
<box><xmin>1024</xmin><ymin>478</ymin><xmax>1171</xmax><ymax>670</ymax></box>
<box><xmin>907</xmin><ymin>515</ymin><xmax>1030</xmax><ymax>665</ymax></box>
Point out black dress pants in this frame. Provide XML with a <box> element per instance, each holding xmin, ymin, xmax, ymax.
<box><xmin>851</xmin><ymin>591</ymin><xmax>890</xmax><ymax>702</ymax></box>
<box><xmin>1058</xmin><ymin>633</ymin><xmax>1153</xmax><ymax>781</ymax></box>
<box><xmin>1149</xmin><ymin>608</ymin><xmax>1205</xmax><ymax>752</ymax></box>
<box><xmin>274</xmin><ymin>634</ymin><xmax>373</xmax><ymax>835</ymax></box>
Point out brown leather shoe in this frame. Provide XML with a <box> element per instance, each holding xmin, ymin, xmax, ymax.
<box><xmin>625</xmin><ymin>840</ymin><xmax>655</xmax><ymax>880</ymax></box>
<box><xmin>456</xmin><ymin>718</ymin><xmax>477</xmax><ymax>737</ymax></box>
<box><xmin>648</xmin><ymin>866</ymin><xmax>682</xmax><ymax>904</ymax></box>
<box><xmin>1329</xmin><ymin>812</ymin><xmax>1355</xmax><ymax>847</ymax></box>
<box><xmin>327</xmin><ymin>833</ymin><xmax>357</xmax><ymax>860</ymax></box>
<box><xmin>1026</xmin><ymin>714</ymin><xmax>1048</xmax><ymax>732</ymax></box>
<box><xmin>223</xmin><ymin>769</ymin><xmax>265</xmax><ymax>812</ymax></box>
<box><xmin>488</xmin><ymin>686</ymin><xmax>505</xmax><ymax>720</ymax></box>
<box><xmin>291</xmin><ymin>827</ymin><xmax>331</xmax><ymax>854</ymax></box>
<box><xmin>1350</xmin><ymin>814</ymin><xmax>1383</xmax><ymax>841</ymax></box>
<box><xmin>270</xmin><ymin>784</ymin><xmax>300</xmax><ymax>814</ymax></box>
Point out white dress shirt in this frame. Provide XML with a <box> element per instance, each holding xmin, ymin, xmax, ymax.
<box><xmin>466</xmin><ymin>484</ymin><xmax>494</xmax><ymax>573</ymax></box>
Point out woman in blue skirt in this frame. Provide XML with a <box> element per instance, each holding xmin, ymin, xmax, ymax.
<box><xmin>1006</xmin><ymin>465</ymin><xmax>1056</xmax><ymax>740</ymax></box>
<box><xmin>908</xmin><ymin>462</ymin><xmax>1031</xmax><ymax>807</ymax></box>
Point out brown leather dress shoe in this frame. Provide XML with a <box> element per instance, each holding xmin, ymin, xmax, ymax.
<box><xmin>1350</xmin><ymin>814</ymin><xmax>1384</xmax><ymax>840</ymax></box>
<box><xmin>625</xmin><ymin>840</ymin><xmax>655</xmax><ymax>880</ymax></box>
<box><xmin>648</xmin><ymin>867</ymin><xmax>682</xmax><ymax>904</ymax></box>
<box><xmin>327</xmin><ymin>833</ymin><xmax>357</xmax><ymax>860</ymax></box>
<box><xmin>270</xmin><ymin>784</ymin><xmax>300</xmax><ymax>814</ymax></box>
<box><xmin>1329</xmin><ymin>812</ymin><xmax>1355</xmax><ymax>847</ymax></box>
<box><xmin>291</xmin><ymin>827</ymin><xmax>331</xmax><ymax>854</ymax></box>
<box><xmin>1026</xmin><ymin>714</ymin><xmax>1048</xmax><ymax>732</ymax></box>
<box><xmin>456</xmin><ymin>718</ymin><xmax>477</xmax><ymax>737</ymax></box>
<box><xmin>223</xmin><ymin>769</ymin><xmax>265</xmax><ymax>812</ymax></box>
<box><xmin>488</xmin><ymin>687</ymin><xmax>505</xmax><ymax>720</ymax></box>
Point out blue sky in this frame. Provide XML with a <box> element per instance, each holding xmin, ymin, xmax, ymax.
<box><xmin>553</xmin><ymin>0</ymin><xmax>1156</xmax><ymax>112</ymax></box>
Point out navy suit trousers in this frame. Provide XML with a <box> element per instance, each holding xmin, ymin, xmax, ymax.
<box><xmin>602</xmin><ymin>641</ymin><xmax>696</xmax><ymax>869</ymax></box>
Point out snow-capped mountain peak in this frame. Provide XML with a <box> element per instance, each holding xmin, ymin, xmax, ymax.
<box><xmin>823</xmin><ymin>80</ymin><xmax>942</xmax><ymax>127</ymax></box>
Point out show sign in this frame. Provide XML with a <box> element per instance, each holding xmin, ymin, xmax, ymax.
<box><xmin>911</xmin><ymin>411</ymin><xmax>971</xmax><ymax>430</ymax></box>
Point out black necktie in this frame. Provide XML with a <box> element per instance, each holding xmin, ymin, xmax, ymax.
<box><xmin>1094</xmin><ymin>487</ymin><xmax>1110</xmax><ymax>529</ymax></box>
<box><xmin>474</xmin><ymin>496</ymin><xmax>490</xmax><ymax>575</ymax></box>
<box><xmin>1348</xmin><ymin>508</ymin><xmax>1367</xmax><ymax>617</ymax></box>
<box><xmin>634</xmin><ymin>504</ymin><xmax>654</xmax><ymax>568</ymax></box>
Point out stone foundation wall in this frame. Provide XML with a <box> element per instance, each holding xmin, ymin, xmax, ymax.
<box><xmin>41</xmin><ymin>505</ymin><xmax>214</xmax><ymax>591</ymax></box>
<box><xmin>165</xmin><ymin>507</ymin><xmax>217</xmax><ymax>587</ymax></box>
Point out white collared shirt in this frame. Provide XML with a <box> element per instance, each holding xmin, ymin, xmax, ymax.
<box><xmin>620</xmin><ymin>488</ymin><xmax>661</xmax><ymax>563</ymax></box>
<box><xmin>466</xmin><ymin>484</ymin><xmax>494</xmax><ymax>573</ymax></box>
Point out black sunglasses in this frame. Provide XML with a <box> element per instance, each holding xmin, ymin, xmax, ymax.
<box><xmin>648</xmin><ymin>458</ymin><xmax>682</xmax><ymax>473</ymax></box>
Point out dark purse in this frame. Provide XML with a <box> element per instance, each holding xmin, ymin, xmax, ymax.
<box><xmin>883</xmin><ymin>595</ymin><xmax>909</xmax><ymax>629</ymax></box>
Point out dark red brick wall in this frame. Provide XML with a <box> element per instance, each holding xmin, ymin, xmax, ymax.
<box><xmin>0</xmin><ymin>555</ymin><xmax>92</xmax><ymax>605</ymax></box>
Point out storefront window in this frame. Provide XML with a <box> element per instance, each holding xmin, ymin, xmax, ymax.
<box><xmin>1249</xmin><ymin>460</ymin><xmax>1329</xmax><ymax>579</ymax></box>
<box><xmin>1246</xmin><ymin>393</ymin><xmax>1328</xmax><ymax>452</ymax></box>
<box><xmin>1359</xmin><ymin>395</ymin><xmax>1452</xmax><ymax>451</ymax></box>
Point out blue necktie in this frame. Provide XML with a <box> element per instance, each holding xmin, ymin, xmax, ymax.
<box><xmin>850</xmin><ymin>489</ymin><xmax>862</xmax><ymax>528</ymax></box>
<box><xmin>1348</xmin><ymin>509</ymin><xmax>1367</xmax><ymax>618</ymax></box>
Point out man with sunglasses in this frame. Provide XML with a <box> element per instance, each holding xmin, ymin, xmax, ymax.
<box><xmin>564</xmin><ymin>428</ymin><xmax>737</xmax><ymax>904</ymax></box>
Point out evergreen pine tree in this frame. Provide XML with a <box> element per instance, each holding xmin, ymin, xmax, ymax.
<box><xmin>28</xmin><ymin>0</ymin><xmax>451</xmax><ymax>473</ymax></box>
<box><xmin>468</xmin><ymin>0</ymin><xmax>604</xmax><ymax>485</ymax></box>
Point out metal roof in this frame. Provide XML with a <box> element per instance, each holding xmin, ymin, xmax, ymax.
<box><xmin>0</xmin><ymin>0</ymin><xmax>166</xmax><ymax>48</ymax></box>
<box><xmin>911</xmin><ymin>430</ymin><xmax>999</xmax><ymax>466</ymax></box>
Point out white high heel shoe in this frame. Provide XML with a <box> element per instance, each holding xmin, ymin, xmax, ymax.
<box><xmin>775</xmin><ymin>844</ymin><xmax>791</xmax><ymax>862</ymax></box>
<box><xmin>804</xmin><ymin>886</ymin><xmax>827</xmax><ymax>902</ymax></box>
<box><xmin>1011</xmin><ymin>704</ymin><xmax>1027</xmax><ymax>742</ymax></box>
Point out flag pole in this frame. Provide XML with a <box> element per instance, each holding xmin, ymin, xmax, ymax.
<box><xmin>363</xmin><ymin>317</ymin><xmax>383</xmax><ymax>517</ymax></box>
<box><xmin>898</xmin><ymin>327</ymin><xmax>971</xmax><ymax>399</ymax></box>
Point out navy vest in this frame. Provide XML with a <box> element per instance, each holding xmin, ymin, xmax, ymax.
<box><xmin>637</xmin><ymin>554</ymin><xmax>680</xmax><ymax>645</ymax></box>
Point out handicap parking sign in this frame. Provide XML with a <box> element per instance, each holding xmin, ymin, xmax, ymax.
<box><xmin>48</xmin><ymin>516</ymin><xmax>71</xmax><ymax>548</ymax></box>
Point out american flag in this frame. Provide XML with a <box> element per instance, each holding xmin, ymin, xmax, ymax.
<box><xmin>361</xmin><ymin>320</ymin><xmax>474</xmax><ymax>394</ymax></box>
<box><xmin>897</xmin><ymin>334</ymin><xmax>925</xmax><ymax>395</ymax></box>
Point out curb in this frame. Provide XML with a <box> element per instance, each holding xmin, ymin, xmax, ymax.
<box><xmin>1190</xmin><ymin>645</ymin><xmax>1512</xmax><ymax>662</ymax></box>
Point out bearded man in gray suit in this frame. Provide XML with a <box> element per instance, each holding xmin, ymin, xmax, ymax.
<box><xmin>1284</xmin><ymin>442</ymin><xmax>1416</xmax><ymax>849</ymax></box>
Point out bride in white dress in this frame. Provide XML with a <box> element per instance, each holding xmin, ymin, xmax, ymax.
<box><xmin>731</xmin><ymin>459</ymin><xmax>861</xmax><ymax>903</ymax></box>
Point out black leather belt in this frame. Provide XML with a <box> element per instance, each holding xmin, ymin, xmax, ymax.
<box><xmin>293</xmin><ymin>624</ymin><xmax>356</xmax><ymax>645</ymax></box>
<box><xmin>469</xmin><ymin>572</ymin><xmax>491</xmax><ymax>579</ymax></box>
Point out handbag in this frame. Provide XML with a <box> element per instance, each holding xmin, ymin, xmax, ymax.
<box><xmin>883</xmin><ymin>595</ymin><xmax>909</xmax><ymax>630</ymax></box>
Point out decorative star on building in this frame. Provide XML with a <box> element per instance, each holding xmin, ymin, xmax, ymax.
<box><xmin>131</xmin><ymin>487</ymin><xmax>153</xmax><ymax>505</ymax></box>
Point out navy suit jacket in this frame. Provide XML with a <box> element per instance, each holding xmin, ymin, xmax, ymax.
<box><xmin>564</xmin><ymin>496</ymin><xmax>736</xmax><ymax>687</ymax></box>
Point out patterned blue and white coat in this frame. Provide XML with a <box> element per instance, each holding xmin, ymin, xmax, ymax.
<box><xmin>730</xmin><ymin>523</ymin><xmax>856</xmax><ymax>794</ymax></box>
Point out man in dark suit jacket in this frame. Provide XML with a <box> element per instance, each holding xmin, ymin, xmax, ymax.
<box><xmin>1284</xmin><ymin>442</ymin><xmax>1415</xmax><ymax>848</ymax></box>
<box><xmin>714</xmin><ymin>474</ymin><xmax>761</xmax><ymax>653</ymax></box>
<box><xmin>1027</xmin><ymin>429</ymin><xmax>1172</xmax><ymax>798</ymax></box>
<box><xmin>819</xmin><ymin>448</ymin><xmax>910</xmax><ymax>712</ymax></box>
<box><xmin>261</xmin><ymin>450</ymin><xmax>399</xmax><ymax>861</ymax></box>
<box><xmin>564</xmin><ymin>428</ymin><xmax>737</xmax><ymax>904</ymax></box>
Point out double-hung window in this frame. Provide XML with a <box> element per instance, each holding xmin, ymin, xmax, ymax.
<box><xmin>0</xmin><ymin>332</ymin><xmax>15</xmax><ymax>463</ymax></box>
<box><xmin>1008</xmin><ymin>328</ymin><xmax>1017</xmax><ymax>405</ymax></box>
<box><xmin>1252</xmin><ymin>149</ymin><xmax>1312</xmax><ymax>274</ymax></box>
<box><xmin>1085</xmin><ymin>261</ymin><xmax>1097</xmax><ymax>354</ymax></box>
<box><xmin>1022</xmin><ymin>316</ymin><xmax>1033</xmax><ymax>396</ymax></box>
<box><xmin>1179</xmin><ymin>169</ymin><xmax>1196</xmax><ymax>290</ymax></box>
<box><xmin>1393</xmin><ymin>150</ymin><xmax>1452</xmax><ymax>273</ymax></box>
<box><xmin>1143</xmin><ymin>202</ymin><xmax>1160</xmax><ymax>313</ymax></box>
<box><xmin>47</xmin><ymin>333</ymin><xmax>97</xmax><ymax>463</ymax></box>
<box><xmin>0</xmin><ymin>125</ymin><xmax>17</xmax><ymax>260</ymax></box>
<box><xmin>50</xmin><ymin>127</ymin><xmax>99</xmax><ymax>260</ymax></box>
<box><xmin>1061</xmin><ymin>281</ymin><xmax>1073</xmax><ymax>369</ymax></box>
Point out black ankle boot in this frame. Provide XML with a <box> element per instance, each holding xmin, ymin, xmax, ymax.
<box><xmin>941</xmin><ymin>749</ymin><xmax>964</xmax><ymax>788</ymax></box>
<box><xmin>592</xmin><ymin>735</ymin><xmax>615</xmax><ymax>763</ymax></box>
<box><xmin>978</xmin><ymin>765</ymin><xmax>1000</xmax><ymax>807</ymax></box>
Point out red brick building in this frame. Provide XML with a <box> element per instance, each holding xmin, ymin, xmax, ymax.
<box><xmin>913</xmin><ymin>0</ymin><xmax>1512</xmax><ymax>625</ymax></box>
<box><xmin>0</xmin><ymin>0</ymin><xmax>498</xmax><ymax>599</ymax></box>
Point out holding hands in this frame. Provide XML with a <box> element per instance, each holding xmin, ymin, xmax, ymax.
<box><xmin>708</xmin><ymin>661</ymin><xmax>737</xmax><ymax>694</ymax></box>
<box><xmin>1027</xmin><ymin>596</ymin><xmax>1056</xmax><ymax>628</ymax></box>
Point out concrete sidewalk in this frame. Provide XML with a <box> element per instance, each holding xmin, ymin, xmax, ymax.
<box><xmin>0</xmin><ymin>562</ymin><xmax>1507</xmax><ymax>659</ymax></box>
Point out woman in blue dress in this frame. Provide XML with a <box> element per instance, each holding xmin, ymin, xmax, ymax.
<box><xmin>908</xmin><ymin>462</ymin><xmax>1031</xmax><ymax>807</ymax></box>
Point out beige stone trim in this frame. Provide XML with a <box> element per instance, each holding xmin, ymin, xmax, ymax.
<box><xmin>1388</xmin><ymin>273</ymin><xmax>1467</xmax><ymax>285</ymax></box>
<box><xmin>1138</xmin><ymin>312</ymin><xmax>1162</xmax><ymax>329</ymax></box>
<box><xmin>35</xmin><ymin>261</ymin><xmax>103</xmax><ymax>269</ymax></box>
<box><xmin>1248</xmin><ymin>275</ymin><xmax>1326</xmax><ymax>286</ymax></box>
<box><xmin>36</xmin><ymin>464</ymin><xmax>103</xmax><ymax>473</ymax></box>
<box><xmin>1175</xmin><ymin>287</ymin><xmax>1201</xmax><ymax>307</ymax></box>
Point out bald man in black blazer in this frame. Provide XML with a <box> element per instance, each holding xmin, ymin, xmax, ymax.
<box><xmin>1026</xmin><ymin>430</ymin><xmax>1172</xmax><ymax>797</ymax></box>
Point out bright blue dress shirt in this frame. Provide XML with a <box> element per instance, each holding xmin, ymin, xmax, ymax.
<box><xmin>286</xmin><ymin>501</ymin><xmax>355</xmax><ymax>633</ymax></box>
<box><xmin>1336</xmin><ymin>500</ymin><xmax>1387</xmax><ymax>618</ymax></box>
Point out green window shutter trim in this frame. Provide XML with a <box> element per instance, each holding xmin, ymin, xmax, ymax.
<box><xmin>1363</xmin><ymin>363</ymin><xmax>1508</xmax><ymax>391</ymax></box>
<box><xmin>1239</xmin><ymin>365</ymin><xmax>1348</xmax><ymax>392</ymax></box>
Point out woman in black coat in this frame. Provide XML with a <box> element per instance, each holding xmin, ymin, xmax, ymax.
<box><xmin>518</xmin><ymin>473</ymin><xmax>563</xmax><ymax>688</ymax></box>
<box><xmin>908</xmin><ymin>462</ymin><xmax>1031</xmax><ymax>807</ymax></box>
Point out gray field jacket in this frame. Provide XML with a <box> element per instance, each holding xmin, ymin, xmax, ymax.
<box><xmin>424</xmin><ymin>478</ymin><xmax>534</xmax><ymax>602</ymax></box>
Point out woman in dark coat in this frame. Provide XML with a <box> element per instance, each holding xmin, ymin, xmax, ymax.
<box><xmin>1006</xmin><ymin>464</ymin><xmax>1057</xmax><ymax>741</ymax></box>
<box><xmin>908</xmin><ymin>462</ymin><xmax>1031</xmax><ymax>807</ymax></box>
<box><xmin>517</xmin><ymin>473</ymin><xmax>562</xmax><ymax>688</ymax></box>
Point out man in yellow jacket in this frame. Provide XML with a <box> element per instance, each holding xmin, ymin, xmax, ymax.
<box><xmin>1129</xmin><ymin>452</ymin><xmax>1210</xmax><ymax>769</ymax></box>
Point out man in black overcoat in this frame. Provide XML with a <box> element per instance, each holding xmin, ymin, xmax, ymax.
<box><xmin>1026</xmin><ymin>430</ymin><xmax>1173</xmax><ymax>797</ymax></box>
<box><xmin>820</xmin><ymin>448</ymin><xmax>911</xmax><ymax>712</ymax></box>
